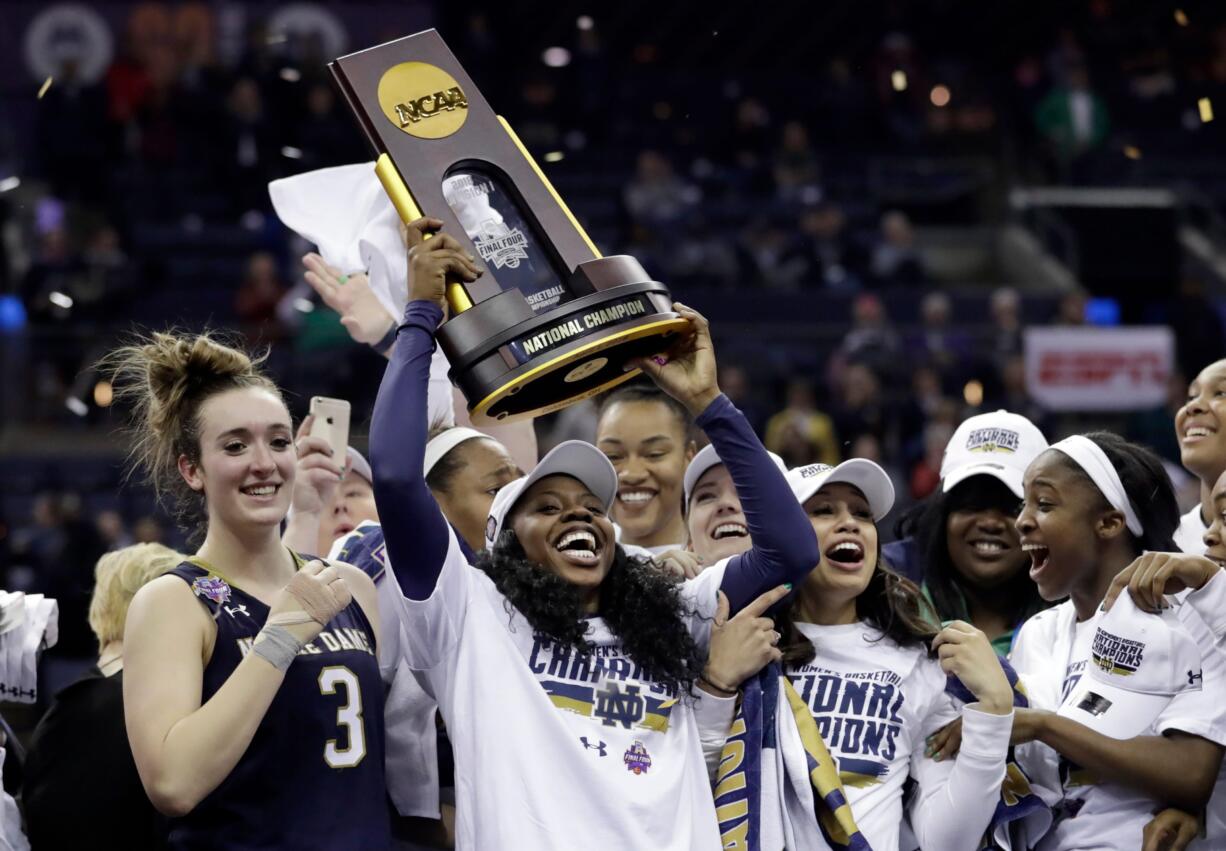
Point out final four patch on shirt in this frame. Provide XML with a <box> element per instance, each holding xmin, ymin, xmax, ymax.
<box><xmin>623</xmin><ymin>740</ymin><xmax>652</xmax><ymax>775</ymax></box>
<box><xmin>191</xmin><ymin>575</ymin><xmax>232</xmax><ymax>606</ymax></box>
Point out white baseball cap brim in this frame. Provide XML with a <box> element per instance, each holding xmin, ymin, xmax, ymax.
<box><xmin>683</xmin><ymin>444</ymin><xmax>787</xmax><ymax>507</ymax></box>
<box><xmin>345</xmin><ymin>447</ymin><xmax>373</xmax><ymax>485</ymax></box>
<box><xmin>1057</xmin><ymin>681</ymin><xmax>1170</xmax><ymax>740</ymax></box>
<box><xmin>785</xmin><ymin>459</ymin><xmax>896</xmax><ymax>521</ymax></box>
<box><xmin>484</xmin><ymin>440</ymin><xmax>618</xmax><ymax>549</ymax></box>
<box><xmin>942</xmin><ymin>461</ymin><xmax>1024</xmax><ymax>499</ymax></box>
<box><xmin>1056</xmin><ymin>593</ymin><xmax>1203</xmax><ymax>740</ymax></box>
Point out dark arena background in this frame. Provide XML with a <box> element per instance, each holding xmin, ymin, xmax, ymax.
<box><xmin>3</xmin><ymin>0</ymin><xmax>1226</xmax><ymax>811</ymax></box>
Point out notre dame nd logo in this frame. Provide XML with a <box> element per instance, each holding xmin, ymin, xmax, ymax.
<box><xmin>377</xmin><ymin>61</ymin><xmax>469</xmax><ymax>139</ymax></box>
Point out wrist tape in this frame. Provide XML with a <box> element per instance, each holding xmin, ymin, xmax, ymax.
<box><xmin>252</xmin><ymin>624</ymin><xmax>306</xmax><ymax>672</ymax></box>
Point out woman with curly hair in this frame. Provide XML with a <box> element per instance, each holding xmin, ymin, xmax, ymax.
<box><xmin>370</xmin><ymin>219</ymin><xmax>818</xmax><ymax>848</ymax></box>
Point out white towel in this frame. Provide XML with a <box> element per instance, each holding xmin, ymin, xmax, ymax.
<box><xmin>268</xmin><ymin>163</ymin><xmax>455</xmax><ymax>427</ymax></box>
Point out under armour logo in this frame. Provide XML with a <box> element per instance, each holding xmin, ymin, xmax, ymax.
<box><xmin>1189</xmin><ymin>669</ymin><xmax>1203</xmax><ymax>686</ymax></box>
<box><xmin>223</xmin><ymin>604</ymin><xmax>250</xmax><ymax>619</ymax></box>
<box><xmin>580</xmin><ymin>737</ymin><xmax>607</xmax><ymax>756</ymax></box>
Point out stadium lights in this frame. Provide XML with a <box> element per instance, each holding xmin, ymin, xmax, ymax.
<box><xmin>0</xmin><ymin>177</ymin><xmax>19</xmax><ymax>192</ymax></box>
<box><xmin>930</xmin><ymin>85</ymin><xmax>951</xmax><ymax>107</ymax></box>
<box><xmin>577</xmin><ymin>15</ymin><xmax>594</xmax><ymax>30</ymax></box>
<box><xmin>963</xmin><ymin>380</ymin><xmax>984</xmax><ymax>407</ymax></box>
<box><xmin>891</xmin><ymin>70</ymin><xmax>907</xmax><ymax>92</ymax></box>
<box><xmin>93</xmin><ymin>381</ymin><xmax>113</xmax><ymax>407</ymax></box>
<box><xmin>542</xmin><ymin>47</ymin><xmax>571</xmax><ymax>68</ymax></box>
<box><xmin>543</xmin><ymin>151</ymin><xmax>564</xmax><ymax>163</ymax></box>
<box><xmin>48</xmin><ymin>291</ymin><xmax>73</xmax><ymax>309</ymax></box>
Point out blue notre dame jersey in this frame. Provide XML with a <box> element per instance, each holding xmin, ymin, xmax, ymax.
<box><xmin>165</xmin><ymin>557</ymin><xmax>390</xmax><ymax>850</ymax></box>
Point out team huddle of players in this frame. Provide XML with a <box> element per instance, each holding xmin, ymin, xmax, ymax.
<box><xmin>93</xmin><ymin>220</ymin><xmax>1226</xmax><ymax>850</ymax></box>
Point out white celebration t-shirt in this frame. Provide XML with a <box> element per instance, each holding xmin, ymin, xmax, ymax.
<box><xmin>1175</xmin><ymin>505</ymin><xmax>1209</xmax><ymax>555</ymax></box>
<box><xmin>788</xmin><ymin>621</ymin><xmax>1012</xmax><ymax>851</ymax></box>
<box><xmin>392</xmin><ymin>528</ymin><xmax>727</xmax><ymax>849</ymax></box>
<box><xmin>1011</xmin><ymin>601</ymin><xmax>1226</xmax><ymax>851</ymax></box>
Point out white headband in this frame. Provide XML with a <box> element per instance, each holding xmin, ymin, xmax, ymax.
<box><xmin>424</xmin><ymin>427</ymin><xmax>490</xmax><ymax>477</ymax></box>
<box><xmin>1050</xmin><ymin>435</ymin><xmax>1144</xmax><ymax>536</ymax></box>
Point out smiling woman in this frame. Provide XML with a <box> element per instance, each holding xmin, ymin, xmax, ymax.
<box><xmin>368</xmin><ymin>220</ymin><xmax>819</xmax><ymax>848</ymax></box>
<box><xmin>596</xmin><ymin>383</ymin><xmax>697</xmax><ymax>554</ymax></box>
<box><xmin>894</xmin><ymin>410</ymin><xmax>1050</xmax><ymax>654</ymax></box>
<box><xmin>1009</xmin><ymin>432</ymin><xmax>1226</xmax><ymax>850</ymax></box>
<box><xmin>1173</xmin><ymin>359</ymin><xmax>1226</xmax><ymax>553</ymax></box>
<box><xmin>98</xmin><ymin>332</ymin><xmax>388</xmax><ymax>849</ymax></box>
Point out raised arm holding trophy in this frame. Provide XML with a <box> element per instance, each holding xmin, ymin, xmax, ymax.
<box><xmin>330</xmin><ymin>29</ymin><xmax>687</xmax><ymax>424</ymax></box>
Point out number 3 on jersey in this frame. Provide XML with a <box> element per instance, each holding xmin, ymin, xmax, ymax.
<box><xmin>318</xmin><ymin>666</ymin><xmax>367</xmax><ymax>769</ymax></box>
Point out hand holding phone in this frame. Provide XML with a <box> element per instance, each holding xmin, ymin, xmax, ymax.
<box><xmin>309</xmin><ymin>397</ymin><xmax>351</xmax><ymax>464</ymax></box>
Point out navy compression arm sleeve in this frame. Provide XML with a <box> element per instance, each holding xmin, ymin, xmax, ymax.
<box><xmin>700</xmin><ymin>395</ymin><xmax>820</xmax><ymax>611</ymax></box>
<box><xmin>369</xmin><ymin>300</ymin><xmax>452</xmax><ymax>600</ymax></box>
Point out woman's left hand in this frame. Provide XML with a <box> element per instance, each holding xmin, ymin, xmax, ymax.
<box><xmin>932</xmin><ymin>620</ymin><xmax>1013</xmax><ymax>715</ymax></box>
<box><xmin>1142</xmin><ymin>808</ymin><xmax>1202</xmax><ymax>851</ymax></box>
<box><xmin>629</xmin><ymin>302</ymin><xmax>721</xmax><ymax>416</ymax></box>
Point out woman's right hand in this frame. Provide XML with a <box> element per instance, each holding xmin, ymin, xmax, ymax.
<box><xmin>703</xmin><ymin>586</ymin><xmax>791</xmax><ymax>692</ymax></box>
<box><xmin>302</xmin><ymin>256</ymin><xmax>395</xmax><ymax>346</ymax></box>
<box><xmin>268</xmin><ymin>560</ymin><xmax>352</xmax><ymax>643</ymax></box>
<box><xmin>402</xmin><ymin>217</ymin><xmax>482</xmax><ymax>310</ymax></box>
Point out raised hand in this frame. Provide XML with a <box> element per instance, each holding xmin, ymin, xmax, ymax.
<box><xmin>402</xmin><ymin>217</ymin><xmax>482</xmax><ymax>310</ymax></box>
<box><xmin>290</xmin><ymin>414</ymin><xmax>344</xmax><ymax>517</ymax></box>
<box><xmin>302</xmin><ymin>254</ymin><xmax>395</xmax><ymax>346</ymax></box>
<box><xmin>629</xmin><ymin>302</ymin><xmax>721</xmax><ymax>416</ymax></box>
<box><xmin>1103</xmin><ymin>551</ymin><xmax>1221</xmax><ymax>614</ymax></box>
<box><xmin>932</xmin><ymin>620</ymin><xmax>1013</xmax><ymax>715</ymax></box>
<box><xmin>702</xmin><ymin>586</ymin><xmax>791</xmax><ymax>693</ymax></box>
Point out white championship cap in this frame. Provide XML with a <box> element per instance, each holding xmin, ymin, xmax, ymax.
<box><xmin>345</xmin><ymin>447</ymin><xmax>372</xmax><ymax>484</ymax></box>
<box><xmin>682</xmin><ymin>444</ymin><xmax>787</xmax><ymax>506</ymax></box>
<box><xmin>1058</xmin><ymin>594</ymin><xmax>1203</xmax><ymax>739</ymax></box>
<box><xmin>785</xmin><ymin>460</ymin><xmax>896</xmax><ymax>521</ymax></box>
<box><xmin>941</xmin><ymin>410</ymin><xmax>1048</xmax><ymax>498</ymax></box>
<box><xmin>484</xmin><ymin>440</ymin><xmax>618</xmax><ymax>549</ymax></box>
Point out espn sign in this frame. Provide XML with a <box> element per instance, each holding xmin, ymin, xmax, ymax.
<box><xmin>1023</xmin><ymin>326</ymin><xmax>1174</xmax><ymax>411</ymax></box>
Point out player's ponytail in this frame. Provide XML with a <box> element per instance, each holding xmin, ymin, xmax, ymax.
<box><xmin>99</xmin><ymin>330</ymin><xmax>280</xmax><ymax>531</ymax></box>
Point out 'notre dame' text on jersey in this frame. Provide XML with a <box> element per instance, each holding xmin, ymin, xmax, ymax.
<box><xmin>164</xmin><ymin>557</ymin><xmax>390</xmax><ymax>850</ymax></box>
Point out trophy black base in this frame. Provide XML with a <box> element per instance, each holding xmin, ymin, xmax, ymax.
<box><xmin>438</xmin><ymin>279</ymin><xmax>686</xmax><ymax>424</ymax></box>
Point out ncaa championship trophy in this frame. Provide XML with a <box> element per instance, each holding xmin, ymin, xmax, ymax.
<box><xmin>330</xmin><ymin>29</ymin><xmax>688</xmax><ymax>424</ymax></box>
